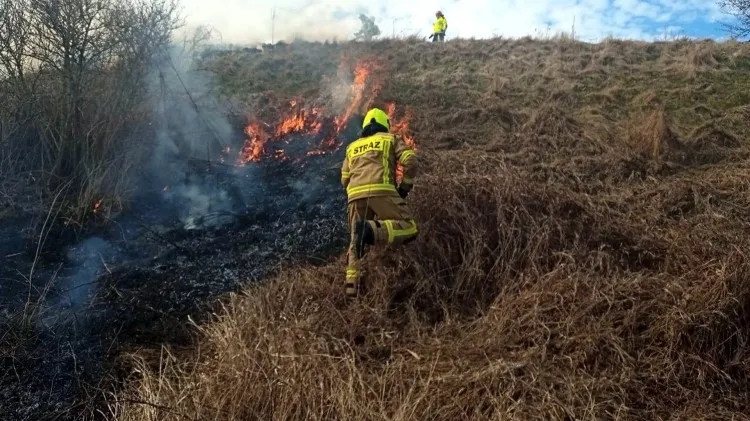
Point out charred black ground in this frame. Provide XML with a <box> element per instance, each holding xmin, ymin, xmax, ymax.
<box><xmin>0</xmin><ymin>115</ymin><xmax>361</xmax><ymax>421</ymax></box>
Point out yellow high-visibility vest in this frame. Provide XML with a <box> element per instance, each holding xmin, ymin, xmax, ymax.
<box><xmin>433</xmin><ymin>16</ymin><xmax>447</xmax><ymax>34</ymax></box>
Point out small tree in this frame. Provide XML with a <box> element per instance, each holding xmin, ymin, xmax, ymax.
<box><xmin>354</xmin><ymin>14</ymin><xmax>380</xmax><ymax>41</ymax></box>
<box><xmin>718</xmin><ymin>0</ymin><xmax>750</xmax><ymax>39</ymax></box>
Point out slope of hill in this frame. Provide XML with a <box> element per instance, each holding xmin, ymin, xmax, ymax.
<box><xmin>111</xmin><ymin>38</ymin><xmax>750</xmax><ymax>420</ymax></box>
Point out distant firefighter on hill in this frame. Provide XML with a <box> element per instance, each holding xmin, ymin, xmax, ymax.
<box><xmin>429</xmin><ymin>11</ymin><xmax>447</xmax><ymax>42</ymax></box>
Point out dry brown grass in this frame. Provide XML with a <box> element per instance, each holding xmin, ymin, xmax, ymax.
<box><xmin>109</xmin><ymin>165</ymin><xmax>750</xmax><ymax>420</ymax></box>
<box><xmin>109</xmin><ymin>38</ymin><xmax>750</xmax><ymax>420</ymax></box>
<box><xmin>626</xmin><ymin>109</ymin><xmax>687</xmax><ymax>161</ymax></box>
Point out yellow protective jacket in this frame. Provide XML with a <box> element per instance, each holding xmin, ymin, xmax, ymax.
<box><xmin>341</xmin><ymin>132</ymin><xmax>417</xmax><ymax>202</ymax></box>
<box><xmin>433</xmin><ymin>16</ymin><xmax>447</xmax><ymax>34</ymax></box>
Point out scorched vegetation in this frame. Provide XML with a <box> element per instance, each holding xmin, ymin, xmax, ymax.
<box><xmin>109</xmin><ymin>37</ymin><xmax>750</xmax><ymax>420</ymax></box>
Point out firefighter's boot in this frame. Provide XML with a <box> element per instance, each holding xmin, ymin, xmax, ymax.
<box><xmin>345</xmin><ymin>271</ymin><xmax>359</xmax><ymax>298</ymax></box>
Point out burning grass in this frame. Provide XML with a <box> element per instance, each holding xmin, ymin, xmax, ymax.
<box><xmin>105</xmin><ymin>37</ymin><xmax>750</xmax><ymax>420</ymax></box>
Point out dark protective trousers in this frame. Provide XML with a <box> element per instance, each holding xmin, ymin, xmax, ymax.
<box><xmin>346</xmin><ymin>195</ymin><xmax>418</xmax><ymax>294</ymax></box>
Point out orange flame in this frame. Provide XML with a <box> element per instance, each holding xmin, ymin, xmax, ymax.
<box><xmin>386</xmin><ymin>103</ymin><xmax>416</xmax><ymax>149</ymax></box>
<box><xmin>334</xmin><ymin>65</ymin><xmax>368</xmax><ymax>131</ymax></box>
<box><xmin>275</xmin><ymin>107</ymin><xmax>325</xmax><ymax>138</ymax></box>
<box><xmin>238</xmin><ymin>57</ymin><xmax>393</xmax><ymax>165</ymax></box>
<box><xmin>275</xmin><ymin>112</ymin><xmax>306</xmax><ymax>137</ymax></box>
<box><xmin>385</xmin><ymin>103</ymin><xmax>417</xmax><ymax>183</ymax></box>
<box><xmin>239</xmin><ymin>121</ymin><xmax>270</xmax><ymax>164</ymax></box>
<box><xmin>334</xmin><ymin>59</ymin><xmax>383</xmax><ymax>133</ymax></box>
<box><xmin>93</xmin><ymin>199</ymin><xmax>103</xmax><ymax>214</ymax></box>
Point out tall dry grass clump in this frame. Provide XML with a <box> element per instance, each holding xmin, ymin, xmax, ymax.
<box><xmin>109</xmin><ymin>150</ymin><xmax>750</xmax><ymax>420</ymax></box>
<box><xmin>657</xmin><ymin>40</ymin><xmax>722</xmax><ymax>77</ymax></box>
<box><xmin>626</xmin><ymin>109</ymin><xmax>686</xmax><ymax>161</ymax></box>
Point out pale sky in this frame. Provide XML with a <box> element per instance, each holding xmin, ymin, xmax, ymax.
<box><xmin>176</xmin><ymin>0</ymin><xmax>734</xmax><ymax>45</ymax></box>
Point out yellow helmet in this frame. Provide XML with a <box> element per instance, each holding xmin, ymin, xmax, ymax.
<box><xmin>362</xmin><ymin>108</ymin><xmax>390</xmax><ymax>131</ymax></box>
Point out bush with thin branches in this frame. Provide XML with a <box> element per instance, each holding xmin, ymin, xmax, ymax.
<box><xmin>0</xmin><ymin>0</ymin><xmax>181</xmax><ymax>223</ymax></box>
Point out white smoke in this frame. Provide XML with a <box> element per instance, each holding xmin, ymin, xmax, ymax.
<box><xmin>174</xmin><ymin>0</ymin><xmax>436</xmax><ymax>45</ymax></box>
<box><xmin>147</xmin><ymin>28</ymin><xmax>247</xmax><ymax>229</ymax></box>
<box><xmin>320</xmin><ymin>62</ymin><xmax>359</xmax><ymax>116</ymax></box>
<box><xmin>38</xmin><ymin>236</ymin><xmax>116</xmax><ymax>327</ymax></box>
<box><xmin>173</xmin><ymin>0</ymin><xmax>729</xmax><ymax>45</ymax></box>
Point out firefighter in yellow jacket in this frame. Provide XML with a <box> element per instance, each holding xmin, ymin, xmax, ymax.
<box><xmin>431</xmin><ymin>11</ymin><xmax>447</xmax><ymax>42</ymax></box>
<box><xmin>340</xmin><ymin>108</ymin><xmax>419</xmax><ymax>297</ymax></box>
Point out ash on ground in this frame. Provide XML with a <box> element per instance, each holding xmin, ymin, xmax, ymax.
<box><xmin>0</xmin><ymin>129</ymin><xmax>353</xmax><ymax>421</ymax></box>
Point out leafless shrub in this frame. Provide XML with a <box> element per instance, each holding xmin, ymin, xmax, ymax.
<box><xmin>0</xmin><ymin>0</ymin><xmax>181</xmax><ymax>223</ymax></box>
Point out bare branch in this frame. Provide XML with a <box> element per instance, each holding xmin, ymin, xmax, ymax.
<box><xmin>718</xmin><ymin>0</ymin><xmax>750</xmax><ymax>39</ymax></box>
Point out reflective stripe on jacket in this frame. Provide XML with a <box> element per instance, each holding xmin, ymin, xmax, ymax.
<box><xmin>433</xmin><ymin>16</ymin><xmax>447</xmax><ymax>34</ymax></box>
<box><xmin>340</xmin><ymin>133</ymin><xmax>418</xmax><ymax>202</ymax></box>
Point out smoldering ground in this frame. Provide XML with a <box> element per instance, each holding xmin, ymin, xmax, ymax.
<box><xmin>0</xmin><ymin>40</ymin><xmax>360</xmax><ymax>421</ymax></box>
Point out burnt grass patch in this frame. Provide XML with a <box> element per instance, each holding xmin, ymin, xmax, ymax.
<box><xmin>0</xmin><ymin>120</ymin><xmax>358</xmax><ymax>420</ymax></box>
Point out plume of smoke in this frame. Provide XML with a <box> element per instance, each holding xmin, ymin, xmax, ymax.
<box><xmin>146</xmin><ymin>27</ymin><xmax>249</xmax><ymax>229</ymax></box>
<box><xmin>326</xmin><ymin>64</ymin><xmax>358</xmax><ymax>115</ymax></box>
<box><xmin>162</xmin><ymin>178</ymin><xmax>238</xmax><ymax>229</ymax></box>
<box><xmin>38</xmin><ymin>236</ymin><xmax>117</xmax><ymax>328</ymax></box>
<box><xmin>174</xmin><ymin>1</ymin><xmax>366</xmax><ymax>46</ymax></box>
<box><xmin>151</xmin><ymin>28</ymin><xmax>234</xmax><ymax>163</ymax></box>
<box><xmin>144</xmin><ymin>23</ymin><xmax>376</xmax><ymax>231</ymax></box>
<box><xmin>61</xmin><ymin>237</ymin><xmax>113</xmax><ymax>307</ymax></box>
<box><xmin>35</xmin><ymin>30</ymin><xmax>246</xmax><ymax>326</ymax></box>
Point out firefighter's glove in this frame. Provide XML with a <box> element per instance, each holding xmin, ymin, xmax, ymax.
<box><xmin>397</xmin><ymin>184</ymin><xmax>412</xmax><ymax>199</ymax></box>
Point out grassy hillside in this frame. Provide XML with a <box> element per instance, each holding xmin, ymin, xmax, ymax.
<box><xmin>111</xmin><ymin>38</ymin><xmax>750</xmax><ymax>420</ymax></box>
